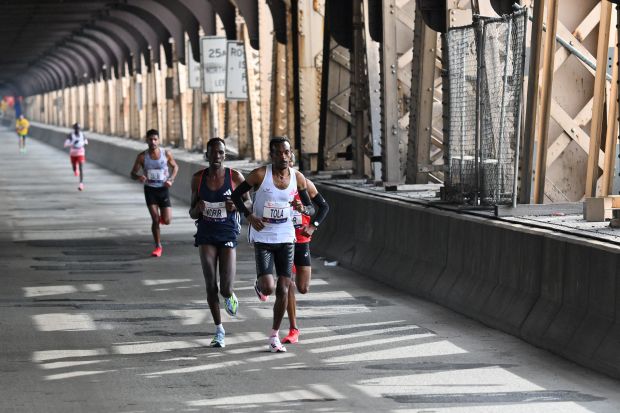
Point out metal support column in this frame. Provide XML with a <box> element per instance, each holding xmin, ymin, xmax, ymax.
<box><xmin>351</xmin><ymin>0</ymin><xmax>368</xmax><ymax>177</ymax></box>
<box><xmin>519</xmin><ymin>0</ymin><xmax>545</xmax><ymax>203</ymax></box>
<box><xmin>407</xmin><ymin>6</ymin><xmax>438</xmax><ymax>184</ymax></box>
<box><xmin>380</xmin><ymin>0</ymin><xmax>401</xmax><ymax>183</ymax></box>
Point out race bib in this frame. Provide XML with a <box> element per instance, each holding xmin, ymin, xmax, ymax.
<box><xmin>262</xmin><ymin>201</ymin><xmax>290</xmax><ymax>224</ymax></box>
<box><xmin>203</xmin><ymin>202</ymin><xmax>227</xmax><ymax>222</ymax></box>
<box><xmin>291</xmin><ymin>209</ymin><xmax>303</xmax><ymax>228</ymax></box>
<box><xmin>147</xmin><ymin>169</ymin><xmax>166</xmax><ymax>182</ymax></box>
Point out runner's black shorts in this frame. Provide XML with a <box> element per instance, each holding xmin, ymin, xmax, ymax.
<box><xmin>144</xmin><ymin>185</ymin><xmax>171</xmax><ymax>208</ymax></box>
<box><xmin>294</xmin><ymin>242</ymin><xmax>311</xmax><ymax>267</ymax></box>
<box><xmin>254</xmin><ymin>242</ymin><xmax>294</xmax><ymax>278</ymax></box>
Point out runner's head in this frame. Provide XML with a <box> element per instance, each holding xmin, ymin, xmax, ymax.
<box><xmin>269</xmin><ymin>136</ymin><xmax>291</xmax><ymax>171</ymax></box>
<box><xmin>206</xmin><ymin>137</ymin><xmax>226</xmax><ymax>169</ymax></box>
<box><xmin>73</xmin><ymin>123</ymin><xmax>80</xmax><ymax>133</ymax></box>
<box><xmin>146</xmin><ymin>129</ymin><xmax>159</xmax><ymax>150</ymax></box>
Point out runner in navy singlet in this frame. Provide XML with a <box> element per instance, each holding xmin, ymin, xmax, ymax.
<box><xmin>189</xmin><ymin>138</ymin><xmax>248</xmax><ymax>348</ymax></box>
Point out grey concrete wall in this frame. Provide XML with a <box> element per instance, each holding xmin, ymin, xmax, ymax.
<box><xmin>312</xmin><ymin>183</ymin><xmax>620</xmax><ymax>379</ymax></box>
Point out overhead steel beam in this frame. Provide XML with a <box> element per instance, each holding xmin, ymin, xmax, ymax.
<box><xmin>79</xmin><ymin>30</ymin><xmax>128</xmax><ymax>75</ymax></box>
<box><xmin>70</xmin><ymin>36</ymin><xmax>120</xmax><ymax>78</ymax></box>
<box><xmin>54</xmin><ymin>45</ymin><xmax>96</xmax><ymax>81</ymax></box>
<box><xmin>236</xmin><ymin>0</ymin><xmax>260</xmax><ymax>49</ymax></box>
<box><xmin>153</xmin><ymin>0</ymin><xmax>201</xmax><ymax>62</ymax></box>
<box><xmin>46</xmin><ymin>53</ymin><xmax>79</xmax><ymax>86</ymax></box>
<box><xmin>114</xmin><ymin>4</ymin><xmax>171</xmax><ymax>66</ymax></box>
<box><xmin>267</xmin><ymin>0</ymin><xmax>287</xmax><ymax>44</ymax></box>
<box><xmin>179</xmin><ymin>0</ymin><xmax>217</xmax><ymax>36</ymax></box>
<box><xmin>126</xmin><ymin>0</ymin><xmax>186</xmax><ymax>62</ymax></box>
<box><xmin>211</xmin><ymin>0</ymin><xmax>238</xmax><ymax>40</ymax></box>
<box><xmin>61</xmin><ymin>41</ymin><xmax>103</xmax><ymax>79</ymax></box>
<box><xmin>37</xmin><ymin>58</ymin><xmax>66</xmax><ymax>90</ymax></box>
<box><xmin>86</xmin><ymin>24</ymin><xmax>138</xmax><ymax>72</ymax></box>
<box><xmin>103</xmin><ymin>10</ymin><xmax>161</xmax><ymax>66</ymax></box>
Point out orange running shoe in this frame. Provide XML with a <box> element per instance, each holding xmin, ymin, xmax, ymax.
<box><xmin>151</xmin><ymin>246</ymin><xmax>163</xmax><ymax>257</ymax></box>
<box><xmin>282</xmin><ymin>328</ymin><xmax>299</xmax><ymax>344</ymax></box>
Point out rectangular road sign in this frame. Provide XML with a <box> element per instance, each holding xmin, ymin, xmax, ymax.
<box><xmin>225</xmin><ymin>41</ymin><xmax>248</xmax><ymax>100</ymax></box>
<box><xmin>187</xmin><ymin>41</ymin><xmax>201</xmax><ymax>90</ymax></box>
<box><xmin>200</xmin><ymin>36</ymin><xmax>227</xmax><ymax>93</ymax></box>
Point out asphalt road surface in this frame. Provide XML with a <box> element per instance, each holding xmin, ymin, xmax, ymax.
<box><xmin>1</xmin><ymin>127</ymin><xmax>620</xmax><ymax>413</ymax></box>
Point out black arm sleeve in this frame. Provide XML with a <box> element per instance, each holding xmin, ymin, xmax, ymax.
<box><xmin>231</xmin><ymin>181</ymin><xmax>252</xmax><ymax>217</ymax></box>
<box><xmin>298</xmin><ymin>189</ymin><xmax>315</xmax><ymax>216</ymax></box>
<box><xmin>310</xmin><ymin>193</ymin><xmax>329</xmax><ymax>225</ymax></box>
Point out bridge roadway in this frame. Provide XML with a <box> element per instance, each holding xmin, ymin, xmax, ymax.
<box><xmin>1</xmin><ymin>126</ymin><xmax>620</xmax><ymax>413</ymax></box>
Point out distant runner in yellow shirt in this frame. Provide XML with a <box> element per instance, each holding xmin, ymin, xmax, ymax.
<box><xmin>15</xmin><ymin>115</ymin><xmax>30</xmax><ymax>153</ymax></box>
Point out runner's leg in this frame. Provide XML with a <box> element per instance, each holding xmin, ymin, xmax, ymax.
<box><xmin>159</xmin><ymin>206</ymin><xmax>172</xmax><ymax>225</ymax></box>
<box><xmin>272</xmin><ymin>244</ymin><xmax>294</xmax><ymax>331</ymax></box>
<box><xmin>146</xmin><ymin>204</ymin><xmax>161</xmax><ymax>246</ymax></box>
<box><xmin>218</xmin><ymin>247</ymin><xmax>236</xmax><ymax>298</ymax></box>
<box><xmin>199</xmin><ymin>244</ymin><xmax>221</xmax><ymax>325</ymax></box>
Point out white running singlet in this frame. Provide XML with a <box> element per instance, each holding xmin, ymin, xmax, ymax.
<box><xmin>249</xmin><ymin>164</ymin><xmax>297</xmax><ymax>244</ymax></box>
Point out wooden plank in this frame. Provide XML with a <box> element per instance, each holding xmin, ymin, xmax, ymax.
<box><xmin>602</xmin><ymin>29</ymin><xmax>619</xmax><ymax>195</ymax></box>
<box><xmin>406</xmin><ymin>6</ymin><xmax>437</xmax><ymax>184</ymax></box>
<box><xmin>585</xmin><ymin>0</ymin><xmax>613</xmax><ymax>198</ymax></box>
<box><xmin>519</xmin><ymin>0</ymin><xmax>545</xmax><ymax>203</ymax></box>
<box><xmin>573</xmin><ymin>3</ymin><xmax>602</xmax><ymax>42</ymax></box>
<box><xmin>546</xmin><ymin>98</ymin><xmax>593</xmax><ymax>166</ymax></box>
<box><xmin>548</xmin><ymin>100</ymin><xmax>604</xmax><ymax>169</ymax></box>
<box><xmin>534</xmin><ymin>0</ymin><xmax>560</xmax><ymax>204</ymax></box>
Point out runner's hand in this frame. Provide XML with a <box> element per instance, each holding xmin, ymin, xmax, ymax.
<box><xmin>138</xmin><ymin>175</ymin><xmax>147</xmax><ymax>184</ymax></box>
<box><xmin>290</xmin><ymin>199</ymin><xmax>304</xmax><ymax>212</ymax></box>
<box><xmin>301</xmin><ymin>224</ymin><xmax>316</xmax><ymax>238</ymax></box>
<box><xmin>225</xmin><ymin>198</ymin><xmax>236</xmax><ymax>212</ymax></box>
<box><xmin>164</xmin><ymin>179</ymin><xmax>173</xmax><ymax>188</ymax></box>
<box><xmin>198</xmin><ymin>200</ymin><xmax>207</xmax><ymax>213</ymax></box>
<box><xmin>247</xmin><ymin>214</ymin><xmax>264</xmax><ymax>231</ymax></box>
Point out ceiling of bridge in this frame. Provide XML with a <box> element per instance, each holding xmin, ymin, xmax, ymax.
<box><xmin>0</xmin><ymin>0</ymin><xmax>264</xmax><ymax>97</ymax></box>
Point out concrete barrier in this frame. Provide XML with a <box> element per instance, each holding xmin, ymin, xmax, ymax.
<box><xmin>313</xmin><ymin>182</ymin><xmax>620</xmax><ymax>379</ymax></box>
<box><xmin>22</xmin><ymin>122</ymin><xmax>620</xmax><ymax>379</ymax></box>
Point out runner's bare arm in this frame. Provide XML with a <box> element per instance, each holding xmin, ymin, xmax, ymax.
<box><xmin>166</xmin><ymin>152</ymin><xmax>179</xmax><ymax>186</ymax></box>
<box><xmin>130</xmin><ymin>153</ymin><xmax>146</xmax><ymax>183</ymax></box>
<box><xmin>189</xmin><ymin>170</ymin><xmax>205</xmax><ymax>220</ymax></box>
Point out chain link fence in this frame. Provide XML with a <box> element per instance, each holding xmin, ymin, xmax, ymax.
<box><xmin>442</xmin><ymin>8</ymin><xmax>527</xmax><ymax>205</ymax></box>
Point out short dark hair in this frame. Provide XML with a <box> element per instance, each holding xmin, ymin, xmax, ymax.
<box><xmin>146</xmin><ymin>129</ymin><xmax>159</xmax><ymax>138</ymax></box>
<box><xmin>269</xmin><ymin>136</ymin><xmax>290</xmax><ymax>153</ymax></box>
<box><xmin>206</xmin><ymin>137</ymin><xmax>226</xmax><ymax>151</ymax></box>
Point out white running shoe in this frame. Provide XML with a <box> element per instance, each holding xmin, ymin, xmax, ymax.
<box><xmin>269</xmin><ymin>335</ymin><xmax>286</xmax><ymax>353</ymax></box>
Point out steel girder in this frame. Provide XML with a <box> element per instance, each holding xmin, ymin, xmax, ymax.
<box><xmin>211</xmin><ymin>0</ymin><xmax>238</xmax><ymax>41</ymax></box>
<box><xmin>78</xmin><ymin>31</ymin><xmax>126</xmax><ymax>76</ymax></box>
<box><xmin>236</xmin><ymin>0</ymin><xmax>259</xmax><ymax>49</ymax></box>
<box><xmin>70</xmin><ymin>36</ymin><xmax>120</xmax><ymax>78</ymax></box>
<box><xmin>87</xmin><ymin>23</ymin><xmax>140</xmax><ymax>73</ymax></box>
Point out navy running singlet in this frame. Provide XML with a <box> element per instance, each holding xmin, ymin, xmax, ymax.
<box><xmin>194</xmin><ymin>167</ymin><xmax>241</xmax><ymax>246</ymax></box>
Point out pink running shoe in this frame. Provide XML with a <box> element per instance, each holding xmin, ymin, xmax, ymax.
<box><xmin>269</xmin><ymin>335</ymin><xmax>286</xmax><ymax>353</ymax></box>
<box><xmin>151</xmin><ymin>246</ymin><xmax>163</xmax><ymax>257</ymax></box>
<box><xmin>282</xmin><ymin>328</ymin><xmax>299</xmax><ymax>344</ymax></box>
<box><xmin>254</xmin><ymin>280</ymin><xmax>268</xmax><ymax>302</ymax></box>
<box><xmin>78</xmin><ymin>183</ymin><xmax>84</xmax><ymax>191</ymax></box>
